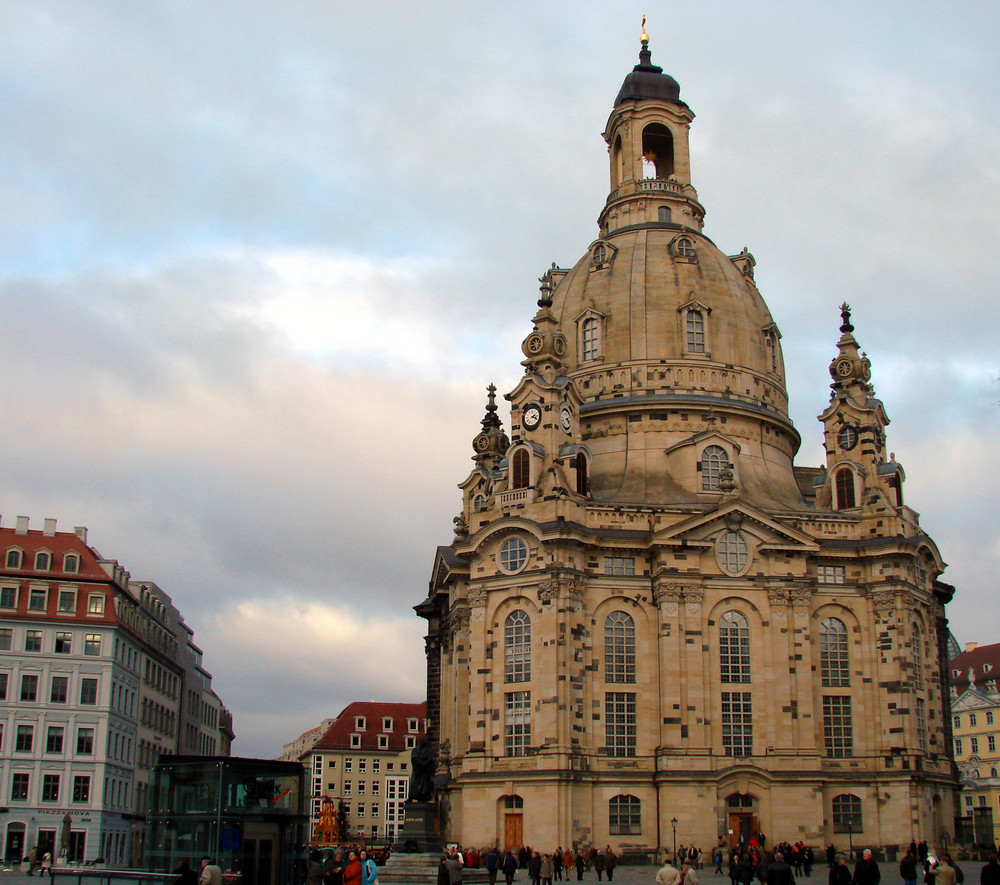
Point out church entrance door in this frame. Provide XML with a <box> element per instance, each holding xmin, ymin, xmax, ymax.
<box><xmin>727</xmin><ymin>813</ymin><xmax>758</xmax><ymax>849</ymax></box>
<box><xmin>504</xmin><ymin>814</ymin><xmax>523</xmax><ymax>850</ymax></box>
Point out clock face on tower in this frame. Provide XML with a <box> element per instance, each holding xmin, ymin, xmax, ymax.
<box><xmin>522</xmin><ymin>403</ymin><xmax>542</xmax><ymax>431</ymax></box>
<box><xmin>560</xmin><ymin>407</ymin><xmax>572</xmax><ymax>432</ymax></box>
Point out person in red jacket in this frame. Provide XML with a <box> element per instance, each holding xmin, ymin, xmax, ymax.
<box><xmin>342</xmin><ymin>851</ymin><xmax>363</xmax><ymax>885</ymax></box>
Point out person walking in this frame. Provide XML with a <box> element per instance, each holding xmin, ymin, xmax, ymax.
<box><xmin>503</xmin><ymin>851</ymin><xmax>518</xmax><ymax>885</ymax></box>
<box><xmin>900</xmin><ymin>847</ymin><xmax>918</xmax><ymax>885</ymax></box>
<box><xmin>360</xmin><ymin>851</ymin><xmax>378</xmax><ymax>885</ymax></box>
<box><xmin>486</xmin><ymin>848</ymin><xmax>500</xmax><ymax>885</ymax></box>
<box><xmin>657</xmin><ymin>857</ymin><xmax>681</xmax><ymax>885</ymax></box>
<box><xmin>765</xmin><ymin>853</ymin><xmax>795</xmax><ymax>885</ymax></box>
<box><xmin>575</xmin><ymin>851</ymin><xmax>586</xmax><ymax>882</ymax></box>
<box><xmin>980</xmin><ymin>854</ymin><xmax>1000</xmax><ymax>885</ymax></box>
<box><xmin>541</xmin><ymin>853</ymin><xmax>553</xmax><ymax>885</ymax></box>
<box><xmin>852</xmin><ymin>850</ymin><xmax>880</xmax><ymax>885</ymax></box>
<box><xmin>830</xmin><ymin>855</ymin><xmax>852</xmax><ymax>885</ymax></box>
<box><xmin>604</xmin><ymin>848</ymin><xmax>616</xmax><ymax>882</ymax></box>
<box><xmin>199</xmin><ymin>858</ymin><xmax>222</xmax><ymax>885</ymax></box>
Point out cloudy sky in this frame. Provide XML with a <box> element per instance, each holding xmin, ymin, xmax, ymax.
<box><xmin>1</xmin><ymin>2</ymin><xmax>997</xmax><ymax>758</ymax></box>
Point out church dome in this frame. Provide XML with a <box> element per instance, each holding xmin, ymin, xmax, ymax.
<box><xmin>549</xmin><ymin>227</ymin><xmax>790</xmax><ymax>423</ymax></box>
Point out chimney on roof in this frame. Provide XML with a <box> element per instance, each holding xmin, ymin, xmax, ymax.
<box><xmin>966</xmin><ymin>642</ymin><xmax>979</xmax><ymax>653</ymax></box>
<box><xmin>74</xmin><ymin>527</ymin><xmax>88</xmax><ymax>545</ymax></box>
<box><xmin>15</xmin><ymin>516</ymin><xmax>29</xmax><ymax>534</ymax></box>
<box><xmin>43</xmin><ymin>518</ymin><xmax>57</xmax><ymax>537</ymax></box>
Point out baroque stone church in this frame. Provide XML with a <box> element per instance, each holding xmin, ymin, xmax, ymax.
<box><xmin>416</xmin><ymin>30</ymin><xmax>957</xmax><ymax>853</ymax></box>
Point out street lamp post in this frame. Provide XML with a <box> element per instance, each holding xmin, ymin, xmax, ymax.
<box><xmin>672</xmin><ymin>817</ymin><xmax>678</xmax><ymax>863</ymax></box>
<box><xmin>847</xmin><ymin>816</ymin><xmax>855</xmax><ymax>859</ymax></box>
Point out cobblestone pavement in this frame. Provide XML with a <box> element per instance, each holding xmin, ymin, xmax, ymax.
<box><xmin>0</xmin><ymin>861</ymin><xmax>921</xmax><ymax>885</ymax></box>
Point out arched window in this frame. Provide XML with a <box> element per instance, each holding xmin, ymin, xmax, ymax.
<box><xmin>609</xmin><ymin>795</ymin><xmax>641</xmax><ymax>835</ymax></box>
<box><xmin>658</xmin><ymin>206</ymin><xmax>671</xmax><ymax>222</ymax></box>
<box><xmin>582</xmin><ymin>317</ymin><xmax>600</xmax><ymax>362</ymax></box>
<box><xmin>686</xmin><ymin>309</ymin><xmax>705</xmax><ymax>352</ymax></box>
<box><xmin>701</xmin><ymin>445</ymin><xmax>728</xmax><ymax>492</ymax></box>
<box><xmin>63</xmin><ymin>554</ymin><xmax>79</xmax><ymax>573</ymax></box>
<box><xmin>613</xmin><ymin>134</ymin><xmax>624</xmax><ymax>186</ymax></box>
<box><xmin>676</xmin><ymin>237</ymin><xmax>697</xmax><ymax>259</ymax></box>
<box><xmin>35</xmin><ymin>552</ymin><xmax>50</xmax><ymax>571</ymax></box>
<box><xmin>605</xmin><ymin>612</ymin><xmax>636</xmax><ymax>684</ymax></box>
<box><xmin>832</xmin><ymin>794</ymin><xmax>862</xmax><ymax>833</ymax></box>
<box><xmin>820</xmin><ymin>618</ymin><xmax>849</xmax><ymax>687</ymax></box>
<box><xmin>641</xmin><ymin>124</ymin><xmax>674</xmax><ymax>179</ymax></box>
<box><xmin>512</xmin><ymin>449</ymin><xmax>530</xmax><ymax>489</ymax></box>
<box><xmin>505</xmin><ymin>610</ymin><xmax>531</xmax><ymax>683</ymax></box>
<box><xmin>6</xmin><ymin>549</ymin><xmax>22</xmax><ymax>568</ymax></box>
<box><xmin>889</xmin><ymin>473</ymin><xmax>903</xmax><ymax>506</ymax></box>
<box><xmin>719</xmin><ymin>611</ymin><xmax>750</xmax><ymax>683</ymax></box>
<box><xmin>910</xmin><ymin>625</ymin><xmax>924</xmax><ymax>690</ymax></box>
<box><xmin>834</xmin><ymin>468</ymin><xmax>857</xmax><ymax>509</ymax></box>
<box><xmin>593</xmin><ymin>244</ymin><xmax>606</xmax><ymax>266</ymax></box>
<box><xmin>575</xmin><ymin>453</ymin><xmax>588</xmax><ymax>496</ymax></box>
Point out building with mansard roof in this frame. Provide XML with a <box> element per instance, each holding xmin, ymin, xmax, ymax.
<box><xmin>416</xmin><ymin>29</ymin><xmax>958</xmax><ymax>854</ymax></box>
<box><xmin>0</xmin><ymin>516</ymin><xmax>232</xmax><ymax>866</ymax></box>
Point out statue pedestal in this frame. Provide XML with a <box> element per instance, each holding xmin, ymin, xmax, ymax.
<box><xmin>380</xmin><ymin>802</ymin><xmax>444</xmax><ymax>885</ymax></box>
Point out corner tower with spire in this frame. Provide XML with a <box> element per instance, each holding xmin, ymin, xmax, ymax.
<box><xmin>418</xmin><ymin>24</ymin><xmax>956</xmax><ymax>855</ymax></box>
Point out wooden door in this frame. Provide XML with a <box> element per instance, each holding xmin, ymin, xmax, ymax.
<box><xmin>504</xmin><ymin>814</ymin><xmax>523</xmax><ymax>850</ymax></box>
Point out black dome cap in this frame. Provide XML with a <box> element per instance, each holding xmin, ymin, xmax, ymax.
<box><xmin>614</xmin><ymin>42</ymin><xmax>682</xmax><ymax>107</ymax></box>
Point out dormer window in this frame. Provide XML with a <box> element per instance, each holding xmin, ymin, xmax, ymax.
<box><xmin>378</xmin><ymin>734</ymin><xmax>389</xmax><ymax>750</ymax></box>
<box><xmin>35</xmin><ymin>552</ymin><xmax>51</xmax><ymax>571</ymax></box>
<box><xmin>6</xmin><ymin>549</ymin><xmax>22</xmax><ymax>568</ymax></box>
<box><xmin>382</xmin><ymin>717</ymin><xmax>393</xmax><ymax>732</ymax></box>
<box><xmin>593</xmin><ymin>244</ymin><xmax>606</xmax><ymax>265</ymax></box>
<box><xmin>670</xmin><ymin>235</ymin><xmax>698</xmax><ymax>264</ymax></box>
<box><xmin>511</xmin><ymin>449</ymin><xmax>530</xmax><ymax>490</ymax></box>
<box><xmin>350</xmin><ymin>733</ymin><xmax>361</xmax><ymax>748</ymax></box>
<box><xmin>700</xmin><ymin>446</ymin><xmax>729</xmax><ymax>491</ymax></box>
<box><xmin>64</xmin><ymin>554</ymin><xmax>79</xmax><ymax>573</ymax></box>
<box><xmin>834</xmin><ymin>467</ymin><xmax>858</xmax><ymax>510</ymax></box>
<box><xmin>685</xmin><ymin>309</ymin><xmax>705</xmax><ymax>353</ymax></box>
<box><xmin>582</xmin><ymin>316</ymin><xmax>600</xmax><ymax>361</ymax></box>
<box><xmin>354</xmin><ymin>716</ymin><xmax>367</xmax><ymax>731</ymax></box>
<box><xmin>407</xmin><ymin>718</ymin><xmax>419</xmax><ymax>732</ymax></box>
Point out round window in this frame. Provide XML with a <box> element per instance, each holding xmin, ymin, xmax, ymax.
<box><xmin>498</xmin><ymin>536</ymin><xmax>529</xmax><ymax>573</ymax></box>
<box><xmin>717</xmin><ymin>531</ymin><xmax>750</xmax><ymax>575</ymax></box>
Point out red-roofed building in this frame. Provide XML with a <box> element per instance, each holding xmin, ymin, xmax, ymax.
<box><xmin>0</xmin><ymin>516</ymin><xmax>232</xmax><ymax>867</ymax></box>
<box><xmin>298</xmin><ymin>701</ymin><xmax>427</xmax><ymax>844</ymax></box>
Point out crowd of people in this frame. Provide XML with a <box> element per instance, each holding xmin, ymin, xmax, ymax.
<box><xmin>440</xmin><ymin>844</ymin><xmax>620</xmax><ymax>885</ymax></box>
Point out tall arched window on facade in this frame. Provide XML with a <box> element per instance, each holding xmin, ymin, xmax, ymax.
<box><xmin>686</xmin><ymin>309</ymin><xmax>705</xmax><ymax>352</ymax></box>
<box><xmin>834</xmin><ymin>467</ymin><xmax>857</xmax><ymax>509</ymax></box>
<box><xmin>609</xmin><ymin>795</ymin><xmax>641</xmax><ymax>835</ymax></box>
<box><xmin>505</xmin><ymin>610</ymin><xmax>531</xmax><ymax>683</ymax></box>
<box><xmin>512</xmin><ymin>449</ymin><xmax>530</xmax><ymax>489</ymax></box>
<box><xmin>832</xmin><ymin>794</ymin><xmax>862</xmax><ymax>833</ymax></box>
<box><xmin>582</xmin><ymin>317</ymin><xmax>600</xmax><ymax>362</ymax></box>
<box><xmin>701</xmin><ymin>445</ymin><xmax>728</xmax><ymax>492</ymax></box>
<box><xmin>575</xmin><ymin>453</ymin><xmax>588</xmax><ymax>496</ymax></box>
<box><xmin>820</xmin><ymin>618</ymin><xmax>850</xmax><ymax>687</ymax></box>
<box><xmin>910</xmin><ymin>624</ymin><xmax>924</xmax><ymax>690</ymax></box>
<box><xmin>605</xmin><ymin>612</ymin><xmax>636</xmax><ymax>684</ymax></box>
<box><xmin>719</xmin><ymin>611</ymin><xmax>750</xmax><ymax>683</ymax></box>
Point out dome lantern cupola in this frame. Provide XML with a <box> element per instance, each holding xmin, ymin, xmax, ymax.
<box><xmin>600</xmin><ymin>21</ymin><xmax>705</xmax><ymax>236</ymax></box>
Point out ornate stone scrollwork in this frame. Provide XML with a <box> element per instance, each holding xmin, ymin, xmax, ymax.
<box><xmin>653</xmin><ymin>580</ymin><xmax>683</xmax><ymax>616</ymax></box>
<box><xmin>538</xmin><ymin>580</ymin><xmax>560</xmax><ymax>603</ymax></box>
<box><xmin>468</xmin><ymin>587</ymin><xmax>487</xmax><ymax>608</ymax></box>
<box><xmin>789</xmin><ymin>588</ymin><xmax>813</xmax><ymax>607</ymax></box>
<box><xmin>872</xmin><ymin>590</ymin><xmax>896</xmax><ymax>619</ymax></box>
<box><xmin>767</xmin><ymin>588</ymin><xmax>790</xmax><ymax>607</ymax></box>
